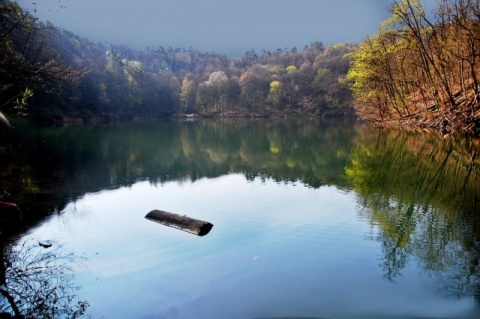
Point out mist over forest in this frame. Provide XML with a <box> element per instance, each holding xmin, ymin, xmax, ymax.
<box><xmin>38</xmin><ymin>30</ymin><xmax>357</xmax><ymax>121</ymax></box>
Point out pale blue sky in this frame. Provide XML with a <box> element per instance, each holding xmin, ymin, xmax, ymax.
<box><xmin>19</xmin><ymin>0</ymin><xmax>394</xmax><ymax>56</ymax></box>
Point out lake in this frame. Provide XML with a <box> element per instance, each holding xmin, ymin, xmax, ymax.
<box><xmin>1</xmin><ymin>118</ymin><xmax>480</xmax><ymax>318</ymax></box>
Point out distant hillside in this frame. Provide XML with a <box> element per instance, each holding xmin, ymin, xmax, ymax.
<box><xmin>1</xmin><ymin>1</ymin><xmax>356</xmax><ymax>123</ymax></box>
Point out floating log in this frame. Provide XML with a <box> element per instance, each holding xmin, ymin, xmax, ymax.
<box><xmin>145</xmin><ymin>210</ymin><xmax>213</xmax><ymax>236</ymax></box>
<box><xmin>38</xmin><ymin>241</ymin><xmax>53</xmax><ymax>249</ymax></box>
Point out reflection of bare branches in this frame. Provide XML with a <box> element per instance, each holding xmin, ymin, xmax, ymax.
<box><xmin>0</xmin><ymin>239</ymin><xmax>88</xmax><ymax>318</ymax></box>
<box><xmin>416</xmin><ymin>226</ymin><xmax>480</xmax><ymax>299</ymax></box>
<box><xmin>377</xmin><ymin>232</ymin><xmax>410</xmax><ymax>282</ymax></box>
<box><xmin>440</xmin><ymin>258</ymin><xmax>480</xmax><ymax>298</ymax></box>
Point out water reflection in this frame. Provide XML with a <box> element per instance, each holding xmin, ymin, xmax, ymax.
<box><xmin>0</xmin><ymin>118</ymin><xmax>354</xmax><ymax>234</ymax></box>
<box><xmin>346</xmin><ymin>128</ymin><xmax>480</xmax><ymax>297</ymax></box>
<box><xmin>0</xmin><ymin>236</ymin><xmax>88</xmax><ymax>318</ymax></box>
<box><xmin>1</xmin><ymin>119</ymin><xmax>480</xmax><ymax>317</ymax></box>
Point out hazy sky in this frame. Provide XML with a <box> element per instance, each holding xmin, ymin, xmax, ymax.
<box><xmin>18</xmin><ymin>0</ymin><xmax>393</xmax><ymax>57</ymax></box>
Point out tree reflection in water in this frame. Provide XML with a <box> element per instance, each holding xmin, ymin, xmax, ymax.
<box><xmin>0</xmin><ymin>238</ymin><xmax>88</xmax><ymax>319</ymax></box>
<box><xmin>346</xmin><ymin>128</ymin><xmax>480</xmax><ymax>298</ymax></box>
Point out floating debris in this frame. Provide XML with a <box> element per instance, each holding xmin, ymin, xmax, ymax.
<box><xmin>145</xmin><ymin>210</ymin><xmax>213</xmax><ymax>236</ymax></box>
<box><xmin>38</xmin><ymin>242</ymin><xmax>52</xmax><ymax>248</ymax></box>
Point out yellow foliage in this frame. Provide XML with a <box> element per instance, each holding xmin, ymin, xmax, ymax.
<box><xmin>268</xmin><ymin>81</ymin><xmax>283</xmax><ymax>106</ymax></box>
<box><xmin>15</xmin><ymin>87</ymin><xmax>33</xmax><ymax>115</ymax></box>
<box><xmin>270</xmin><ymin>80</ymin><xmax>282</xmax><ymax>91</ymax></box>
<box><xmin>269</xmin><ymin>145</ymin><xmax>281</xmax><ymax>154</ymax></box>
<box><xmin>286</xmin><ymin>65</ymin><xmax>298</xmax><ymax>73</ymax></box>
<box><xmin>285</xmin><ymin>159</ymin><xmax>296</xmax><ymax>168</ymax></box>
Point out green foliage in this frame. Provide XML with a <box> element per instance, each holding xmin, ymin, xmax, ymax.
<box><xmin>347</xmin><ymin>0</ymin><xmax>480</xmax><ymax>134</ymax></box>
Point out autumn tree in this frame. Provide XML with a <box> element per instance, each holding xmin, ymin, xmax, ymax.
<box><xmin>180</xmin><ymin>73</ymin><xmax>196</xmax><ymax>112</ymax></box>
<box><xmin>239</xmin><ymin>65</ymin><xmax>270</xmax><ymax>110</ymax></box>
<box><xmin>283</xmin><ymin>65</ymin><xmax>299</xmax><ymax>110</ymax></box>
<box><xmin>268</xmin><ymin>80</ymin><xmax>283</xmax><ymax>108</ymax></box>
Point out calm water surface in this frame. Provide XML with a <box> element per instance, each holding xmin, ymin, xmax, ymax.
<box><xmin>1</xmin><ymin>119</ymin><xmax>479</xmax><ymax>318</ymax></box>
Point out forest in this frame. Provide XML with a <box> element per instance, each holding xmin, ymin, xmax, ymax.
<box><xmin>0</xmin><ymin>0</ymin><xmax>355</xmax><ymax>122</ymax></box>
<box><xmin>1</xmin><ymin>0</ymin><xmax>480</xmax><ymax>135</ymax></box>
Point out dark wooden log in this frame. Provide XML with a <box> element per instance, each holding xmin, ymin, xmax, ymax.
<box><xmin>145</xmin><ymin>210</ymin><xmax>213</xmax><ymax>236</ymax></box>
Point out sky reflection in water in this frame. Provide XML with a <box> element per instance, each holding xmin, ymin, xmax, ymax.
<box><xmin>22</xmin><ymin>174</ymin><xmax>478</xmax><ymax>319</ymax></box>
